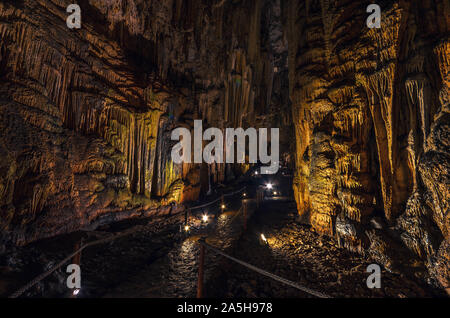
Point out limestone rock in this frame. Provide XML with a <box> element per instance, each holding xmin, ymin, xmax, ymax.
<box><xmin>0</xmin><ymin>0</ymin><xmax>290</xmax><ymax>245</ymax></box>
<box><xmin>285</xmin><ymin>0</ymin><xmax>449</xmax><ymax>290</ymax></box>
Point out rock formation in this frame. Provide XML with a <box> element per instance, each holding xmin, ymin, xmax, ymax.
<box><xmin>0</xmin><ymin>0</ymin><xmax>289</xmax><ymax>246</ymax></box>
<box><xmin>285</xmin><ymin>0</ymin><xmax>449</xmax><ymax>292</ymax></box>
<box><xmin>0</xmin><ymin>0</ymin><xmax>448</xmax><ymax>293</ymax></box>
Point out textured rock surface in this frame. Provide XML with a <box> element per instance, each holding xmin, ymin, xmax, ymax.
<box><xmin>0</xmin><ymin>0</ymin><xmax>448</xmax><ymax>293</ymax></box>
<box><xmin>0</xmin><ymin>0</ymin><xmax>290</xmax><ymax>246</ymax></box>
<box><xmin>285</xmin><ymin>0</ymin><xmax>449</xmax><ymax>291</ymax></box>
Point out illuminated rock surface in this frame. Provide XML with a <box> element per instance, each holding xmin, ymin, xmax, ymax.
<box><xmin>0</xmin><ymin>0</ymin><xmax>448</xmax><ymax>294</ymax></box>
<box><xmin>0</xmin><ymin>0</ymin><xmax>290</xmax><ymax>246</ymax></box>
<box><xmin>285</xmin><ymin>0</ymin><xmax>449</xmax><ymax>291</ymax></box>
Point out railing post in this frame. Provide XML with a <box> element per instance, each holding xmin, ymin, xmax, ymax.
<box><xmin>70</xmin><ymin>238</ymin><xmax>82</xmax><ymax>298</ymax></box>
<box><xmin>197</xmin><ymin>239</ymin><xmax>206</xmax><ymax>298</ymax></box>
<box><xmin>243</xmin><ymin>202</ymin><xmax>247</xmax><ymax>231</ymax></box>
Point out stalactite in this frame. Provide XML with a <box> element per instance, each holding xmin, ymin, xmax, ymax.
<box><xmin>224</xmin><ymin>50</ymin><xmax>255</xmax><ymax>127</ymax></box>
<box><xmin>320</xmin><ymin>0</ymin><xmax>337</xmax><ymax>67</ymax></box>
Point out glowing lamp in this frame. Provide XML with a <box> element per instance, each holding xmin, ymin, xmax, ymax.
<box><xmin>184</xmin><ymin>225</ymin><xmax>190</xmax><ymax>232</ymax></box>
<box><xmin>261</xmin><ymin>234</ymin><xmax>267</xmax><ymax>242</ymax></box>
<box><xmin>266</xmin><ymin>183</ymin><xmax>273</xmax><ymax>190</ymax></box>
<box><xmin>73</xmin><ymin>288</ymin><xmax>80</xmax><ymax>296</ymax></box>
<box><xmin>202</xmin><ymin>214</ymin><xmax>209</xmax><ymax>222</ymax></box>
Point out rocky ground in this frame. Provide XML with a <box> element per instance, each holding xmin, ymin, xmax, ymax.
<box><xmin>0</xmin><ymin>183</ymin><xmax>446</xmax><ymax>298</ymax></box>
<box><xmin>0</xmin><ymin>213</ymin><xmax>183</xmax><ymax>298</ymax></box>
<box><xmin>0</xmin><ymin>187</ymin><xmax>250</xmax><ymax>298</ymax></box>
<box><xmin>206</xmin><ymin>199</ymin><xmax>447</xmax><ymax>298</ymax></box>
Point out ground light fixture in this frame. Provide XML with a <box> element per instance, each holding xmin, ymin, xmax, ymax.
<box><xmin>261</xmin><ymin>234</ymin><xmax>268</xmax><ymax>242</ymax></box>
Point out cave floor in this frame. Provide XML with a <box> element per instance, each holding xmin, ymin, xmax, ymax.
<box><xmin>205</xmin><ymin>199</ymin><xmax>442</xmax><ymax>298</ymax></box>
<box><xmin>0</xmin><ymin>176</ymin><xmax>445</xmax><ymax>298</ymax></box>
<box><xmin>100</xmin><ymin>197</ymin><xmax>444</xmax><ymax>298</ymax></box>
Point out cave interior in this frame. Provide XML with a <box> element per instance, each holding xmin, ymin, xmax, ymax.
<box><xmin>0</xmin><ymin>0</ymin><xmax>448</xmax><ymax>298</ymax></box>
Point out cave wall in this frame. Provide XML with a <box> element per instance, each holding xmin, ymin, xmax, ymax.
<box><xmin>284</xmin><ymin>0</ymin><xmax>449</xmax><ymax>290</ymax></box>
<box><xmin>0</xmin><ymin>0</ymin><xmax>289</xmax><ymax>246</ymax></box>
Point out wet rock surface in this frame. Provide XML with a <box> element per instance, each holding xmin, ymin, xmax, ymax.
<box><xmin>0</xmin><ymin>187</ymin><xmax>251</xmax><ymax>298</ymax></box>
<box><xmin>103</xmin><ymin>199</ymin><xmax>252</xmax><ymax>298</ymax></box>
<box><xmin>0</xmin><ymin>214</ymin><xmax>183</xmax><ymax>298</ymax></box>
